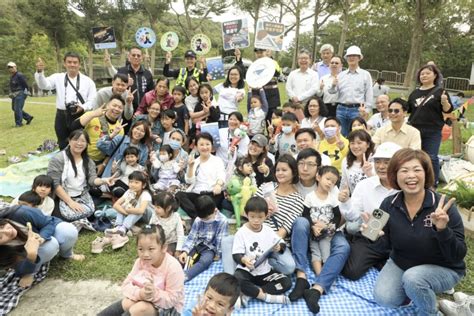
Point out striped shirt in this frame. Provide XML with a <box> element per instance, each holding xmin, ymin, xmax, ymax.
<box><xmin>256</xmin><ymin>184</ymin><xmax>304</xmax><ymax>244</ymax></box>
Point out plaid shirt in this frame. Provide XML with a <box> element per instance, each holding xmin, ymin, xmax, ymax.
<box><xmin>181</xmin><ymin>211</ymin><xmax>228</xmax><ymax>255</ymax></box>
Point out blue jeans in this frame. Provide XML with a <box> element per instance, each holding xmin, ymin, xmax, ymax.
<box><xmin>374</xmin><ymin>259</ymin><xmax>462</xmax><ymax>316</ymax></box>
<box><xmin>36</xmin><ymin>222</ymin><xmax>78</xmax><ymax>271</ymax></box>
<box><xmin>115</xmin><ymin>213</ymin><xmax>143</xmax><ymax>230</ymax></box>
<box><xmin>418</xmin><ymin>128</ymin><xmax>442</xmax><ymax>185</ymax></box>
<box><xmin>336</xmin><ymin>104</ymin><xmax>360</xmax><ymax>137</ymax></box>
<box><xmin>12</xmin><ymin>91</ymin><xmax>31</xmax><ymax>126</ymax></box>
<box><xmin>291</xmin><ymin>217</ymin><xmax>350</xmax><ymax>293</ymax></box>
<box><xmin>186</xmin><ymin>248</ymin><xmax>215</xmax><ymax>281</ymax></box>
<box><xmin>221</xmin><ymin>235</ymin><xmax>296</xmax><ymax>275</ymax></box>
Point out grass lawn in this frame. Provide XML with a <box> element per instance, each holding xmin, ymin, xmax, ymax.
<box><xmin>1</xmin><ymin>89</ymin><xmax>474</xmax><ymax>295</ymax></box>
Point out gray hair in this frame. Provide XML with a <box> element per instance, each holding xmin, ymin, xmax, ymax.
<box><xmin>319</xmin><ymin>44</ymin><xmax>334</xmax><ymax>54</ymax></box>
<box><xmin>299</xmin><ymin>49</ymin><xmax>311</xmax><ymax>58</ymax></box>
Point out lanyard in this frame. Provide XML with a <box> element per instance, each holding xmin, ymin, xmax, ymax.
<box><xmin>64</xmin><ymin>74</ymin><xmax>80</xmax><ymax>103</ymax></box>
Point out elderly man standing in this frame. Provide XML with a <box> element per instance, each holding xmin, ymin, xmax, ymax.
<box><xmin>318</xmin><ymin>56</ymin><xmax>343</xmax><ymax>117</ymax></box>
<box><xmin>372</xmin><ymin>98</ymin><xmax>421</xmax><ymax>149</ymax></box>
<box><xmin>8</xmin><ymin>62</ymin><xmax>33</xmax><ymax>127</ymax></box>
<box><xmin>35</xmin><ymin>53</ymin><xmax>97</xmax><ymax>149</ymax></box>
<box><xmin>312</xmin><ymin>44</ymin><xmax>334</xmax><ymax>78</ymax></box>
<box><xmin>286</xmin><ymin>49</ymin><xmax>320</xmax><ymax>105</ymax></box>
<box><xmin>329</xmin><ymin>45</ymin><xmax>373</xmax><ymax>136</ymax></box>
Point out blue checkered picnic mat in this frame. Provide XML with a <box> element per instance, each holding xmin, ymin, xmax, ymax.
<box><xmin>183</xmin><ymin>261</ymin><xmax>418</xmax><ymax>315</ymax></box>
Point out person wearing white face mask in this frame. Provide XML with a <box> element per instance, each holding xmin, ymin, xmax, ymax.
<box><xmin>150</xmin><ymin>144</ymin><xmax>181</xmax><ymax>192</ymax></box>
<box><xmin>269</xmin><ymin>112</ymin><xmax>298</xmax><ymax>159</ymax></box>
<box><xmin>317</xmin><ymin>117</ymin><xmax>349</xmax><ymax>173</ymax></box>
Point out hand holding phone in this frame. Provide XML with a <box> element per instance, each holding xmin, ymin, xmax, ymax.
<box><xmin>361</xmin><ymin>209</ymin><xmax>389</xmax><ymax>241</ymax></box>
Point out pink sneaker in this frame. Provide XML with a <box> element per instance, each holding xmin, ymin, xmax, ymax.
<box><xmin>111</xmin><ymin>234</ymin><xmax>129</xmax><ymax>250</ymax></box>
<box><xmin>91</xmin><ymin>236</ymin><xmax>112</xmax><ymax>254</ymax></box>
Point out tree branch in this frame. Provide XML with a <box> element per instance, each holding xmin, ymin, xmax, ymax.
<box><xmin>284</xmin><ymin>13</ymin><xmax>316</xmax><ymax>35</ymax></box>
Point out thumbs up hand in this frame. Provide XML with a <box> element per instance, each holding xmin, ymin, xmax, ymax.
<box><xmin>36</xmin><ymin>58</ymin><xmax>45</xmax><ymax>72</ymax></box>
<box><xmin>338</xmin><ymin>183</ymin><xmax>350</xmax><ymax>203</ymax></box>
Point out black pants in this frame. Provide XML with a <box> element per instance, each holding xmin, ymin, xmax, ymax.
<box><xmin>234</xmin><ymin>268</ymin><xmax>291</xmax><ymax>298</ymax></box>
<box><xmin>55</xmin><ymin>109</ymin><xmax>80</xmax><ymax>150</ymax></box>
<box><xmin>175</xmin><ymin>191</ymin><xmax>224</xmax><ymax>219</ymax></box>
<box><xmin>341</xmin><ymin>233</ymin><xmax>389</xmax><ymax>281</ymax></box>
<box><xmin>325</xmin><ymin>102</ymin><xmax>338</xmax><ymax>118</ymax></box>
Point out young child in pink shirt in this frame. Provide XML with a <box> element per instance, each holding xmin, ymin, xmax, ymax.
<box><xmin>98</xmin><ymin>224</ymin><xmax>185</xmax><ymax>316</ymax></box>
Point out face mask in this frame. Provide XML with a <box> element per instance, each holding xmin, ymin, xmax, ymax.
<box><xmin>282</xmin><ymin>126</ymin><xmax>293</xmax><ymax>134</ymax></box>
<box><xmin>323</xmin><ymin>127</ymin><xmax>338</xmax><ymax>138</ymax></box>
<box><xmin>159</xmin><ymin>155</ymin><xmax>169</xmax><ymax>162</ymax></box>
<box><xmin>169</xmin><ymin>139</ymin><xmax>181</xmax><ymax>150</ymax></box>
<box><xmin>272</xmin><ymin>118</ymin><xmax>281</xmax><ymax>126</ymax></box>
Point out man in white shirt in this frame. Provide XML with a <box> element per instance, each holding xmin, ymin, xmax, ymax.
<box><xmin>318</xmin><ymin>56</ymin><xmax>343</xmax><ymax>117</ymax></box>
<box><xmin>286</xmin><ymin>49</ymin><xmax>320</xmax><ymax>105</ymax></box>
<box><xmin>35</xmin><ymin>52</ymin><xmax>97</xmax><ymax>149</ymax></box>
<box><xmin>329</xmin><ymin>46</ymin><xmax>373</xmax><ymax>137</ymax></box>
<box><xmin>311</xmin><ymin>43</ymin><xmax>334</xmax><ymax>78</ymax></box>
<box><xmin>372</xmin><ymin>98</ymin><xmax>421</xmax><ymax>149</ymax></box>
<box><xmin>339</xmin><ymin>142</ymin><xmax>401</xmax><ymax>280</ymax></box>
<box><xmin>367</xmin><ymin>94</ymin><xmax>390</xmax><ymax>132</ymax></box>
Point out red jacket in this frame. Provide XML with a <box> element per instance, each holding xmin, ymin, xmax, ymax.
<box><xmin>135</xmin><ymin>90</ymin><xmax>175</xmax><ymax>114</ymax></box>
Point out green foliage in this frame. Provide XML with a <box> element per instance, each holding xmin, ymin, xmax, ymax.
<box><xmin>439</xmin><ymin>180</ymin><xmax>474</xmax><ymax>209</ymax></box>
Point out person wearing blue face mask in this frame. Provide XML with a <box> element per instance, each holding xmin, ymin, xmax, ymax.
<box><xmin>317</xmin><ymin>117</ymin><xmax>349</xmax><ymax>173</ymax></box>
<box><xmin>269</xmin><ymin>112</ymin><xmax>298</xmax><ymax>160</ymax></box>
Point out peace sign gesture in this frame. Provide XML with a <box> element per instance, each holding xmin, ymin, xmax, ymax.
<box><xmin>430</xmin><ymin>194</ymin><xmax>455</xmax><ymax>230</ymax></box>
<box><xmin>361</xmin><ymin>154</ymin><xmax>374</xmax><ymax>177</ymax></box>
<box><xmin>110</xmin><ymin>119</ymin><xmax>128</xmax><ymax>139</ymax></box>
<box><xmin>126</xmin><ymin>87</ymin><xmax>137</xmax><ymax>105</ymax></box>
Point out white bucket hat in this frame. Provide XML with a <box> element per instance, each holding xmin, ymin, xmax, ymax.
<box><xmin>344</xmin><ymin>45</ymin><xmax>363</xmax><ymax>59</ymax></box>
<box><xmin>373</xmin><ymin>142</ymin><xmax>402</xmax><ymax>159</ymax></box>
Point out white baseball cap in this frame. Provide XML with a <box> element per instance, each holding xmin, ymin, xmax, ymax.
<box><xmin>7</xmin><ymin>62</ymin><xmax>16</xmax><ymax>67</ymax></box>
<box><xmin>373</xmin><ymin>142</ymin><xmax>402</xmax><ymax>159</ymax></box>
<box><xmin>344</xmin><ymin>46</ymin><xmax>363</xmax><ymax>59</ymax></box>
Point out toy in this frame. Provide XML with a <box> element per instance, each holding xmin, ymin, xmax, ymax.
<box><xmin>239</xmin><ymin>177</ymin><xmax>257</xmax><ymax>219</ymax></box>
<box><xmin>227</xmin><ymin>176</ymin><xmax>243</xmax><ymax>227</ymax></box>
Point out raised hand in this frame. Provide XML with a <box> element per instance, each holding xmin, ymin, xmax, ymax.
<box><xmin>234</xmin><ymin>48</ymin><xmax>241</xmax><ymax>60</ymax></box>
<box><xmin>127</xmin><ymin>74</ymin><xmax>134</xmax><ymax>88</ymax></box>
<box><xmin>257</xmin><ymin>161</ymin><xmax>269</xmax><ymax>175</ymax></box>
<box><xmin>36</xmin><ymin>57</ymin><xmax>45</xmax><ymax>72</ymax></box>
<box><xmin>178</xmin><ymin>252</ymin><xmax>188</xmax><ymax>264</ymax></box>
<box><xmin>430</xmin><ymin>194</ymin><xmax>455</xmax><ymax>230</ymax></box>
<box><xmin>104</xmin><ymin>50</ymin><xmax>112</xmax><ymax>67</ymax></box>
<box><xmin>361</xmin><ymin>154</ymin><xmax>374</xmax><ymax>177</ymax></box>
<box><xmin>441</xmin><ymin>90</ymin><xmax>449</xmax><ymax>104</ymax></box>
<box><xmin>335</xmin><ymin>133</ymin><xmax>344</xmax><ymax>149</ymax></box>
<box><xmin>338</xmin><ymin>183</ymin><xmax>350</xmax><ymax>203</ymax></box>
<box><xmin>110</xmin><ymin>120</ymin><xmax>128</xmax><ymax>138</ymax></box>
<box><xmin>165</xmin><ymin>51</ymin><xmax>172</xmax><ymax>64</ymax></box>
<box><xmin>126</xmin><ymin>88</ymin><xmax>137</xmax><ymax>105</ymax></box>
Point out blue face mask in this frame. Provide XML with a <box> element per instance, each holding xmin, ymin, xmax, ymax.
<box><xmin>169</xmin><ymin>140</ymin><xmax>181</xmax><ymax>150</ymax></box>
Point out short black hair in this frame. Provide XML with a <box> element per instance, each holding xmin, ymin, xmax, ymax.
<box><xmin>112</xmin><ymin>73</ymin><xmax>128</xmax><ymax>83</ymax></box>
<box><xmin>389</xmin><ymin>98</ymin><xmax>408</xmax><ymax>112</ymax></box>
<box><xmin>63</xmin><ymin>52</ymin><xmax>81</xmax><ymax>62</ymax></box>
<box><xmin>162</xmin><ymin>109</ymin><xmax>176</xmax><ymax>120</ymax></box>
<box><xmin>32</xmin><ymin>175</ymin><xmax>53</xmax><ymax>190</ymax></box>
<box><xmin>196</xmin><ymin>132</ymin><xmax>214</xmax><ymax>146</ymax></box>
<box><xmin>196</xmin><ymin>195</ymin><xmax>216</xmax><ymax>219</ymax></box>
<box><xmin>108</xmin><ymin>95</ymin><xmax>125</xmax><ymax>106</ymax></box>
<box><xmin>244</xmin><ymin>196</ymin><xmax>268</xmax><ymax>216</ymax></box>
<box><xmin>172</xmin><ymin>85</ymin><xmax>187</xmax><ymax>96</ymax></box>
<box><xmin>155</xmin><ymin>76</ymin><xmax>170</xmax><ymax>89</ymax></box>
<box><xmin>281</xmin><ymin>112</ymin><xmax>298</xmax><ymax>123</ymax></box>
<box><xmin>295</xmin><ymin>128</ymin><xmax>316</xmax><ymax>140</ymax></box>
<box><xmin>124</xmin><ymin>147</ymin><xmax>140</xmax><ymax>157</ymax></box>
<box><xmin>273</xmin><ymin>109</ymin><xmax>283</xmax><ymax>117</ymax></box>
<box><xmin>296</xmin><ymin>148</ymin><xmax>322</xmax><ymax>167</ymax></box>
<box><xmin>18</xmin><ymin>191</ymin><xmax>41</xmax><ymax>207</ymax></box>
<box><xmin>324</xmin><ymin>116</ymin><xmax>341</xmax><ymax>126</ymax></box>
<box><xmin>206</xmin><ymin>272</ymin><xmax>241</xmax><ymax>307</ymax></box>
<box><xmin>159</xmin><ymin>144</ymin><xmax>173</xmax><ymax>156</ymax></box>
<box><xmin>137</xmin><ymin>224</ymin><xmax>166</xmax><ymax>246</ymax></box>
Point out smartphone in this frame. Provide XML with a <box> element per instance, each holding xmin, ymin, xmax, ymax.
<box><xmin>361</xmin><ymin>209</ymin><xmax>390</xmax><ymax>242</ymax></box>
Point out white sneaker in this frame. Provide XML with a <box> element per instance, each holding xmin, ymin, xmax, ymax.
<box><xmin>443</xmin><ymin>288</ymin><xmax>455</xmax><ymax>295</ymax></box>
<box><xmin>454</xmin><ymin>291</ymin><xmax>474</xmax><ymax>304</ymax></box>
<box><xmin>439</xmin><ymin>299</ymin><xmax>474</xmax><ymax>316</ymax></box>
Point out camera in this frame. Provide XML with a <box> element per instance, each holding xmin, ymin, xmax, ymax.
<box><xmin>373</xmin><ymin>209</ymin><xmax>383</xmax><ymax>219</ymax></box>
<box><xmin>65</xmin><ymin>101</ymin><xmax>78</xmax><ymax>113</ymax></box>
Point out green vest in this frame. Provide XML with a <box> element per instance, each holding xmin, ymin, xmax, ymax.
<box><xmin>176</xmin><ymin>67</ymin><xmax>201</xmax><ymax>87</ymax></box>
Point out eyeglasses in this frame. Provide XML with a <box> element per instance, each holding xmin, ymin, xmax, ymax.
<box><xmin>131</xmin><ymin>54</ymin><xmax>141</xmax><ymax>57</ymax></box>
<box><xmin>298</xmin><ymin>161</ymin><xmax>318</xmax><ymax>168</ymax></box>
<box><xmin>388</xmin><ymin>109</ymin><xmax>401</xmax><ymax>114</ymax></box>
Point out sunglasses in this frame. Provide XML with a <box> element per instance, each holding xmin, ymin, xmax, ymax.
<box><xmin>130</xmin><ymin>54</ymin><xmax>141</xmax><ymax>57</ymax></box>
<box><xmin>388</xmin><ymin>109</ymin><xmax>401</xmax><ymax>114</ymax></box>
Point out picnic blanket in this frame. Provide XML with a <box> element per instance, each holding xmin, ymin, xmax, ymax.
<box><xmin>0</xmin><ymin>151</ymin><xmax>57</xmax><ymax>198</ymax></box>
<box><xmin>183</xmin><ymin>262</ymin><xmax>418</xmax><ymax>315</ymax></box>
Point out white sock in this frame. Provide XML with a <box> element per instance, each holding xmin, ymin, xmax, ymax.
<box><xmin>264</xmin><ymin>293</ymin><xmax>290</xmax><ymax>304</ymax></box>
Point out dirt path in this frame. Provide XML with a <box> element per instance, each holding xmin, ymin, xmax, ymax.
<box><xmin>10</xmin><ymin>279</ymin><xmax>122</xmax><ymax>316</ymax></box>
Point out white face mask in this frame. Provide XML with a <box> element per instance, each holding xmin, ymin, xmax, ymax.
<box><xmin>159</xmin><ymin>155</ymin><xmax>169</xmax><ymax>162</ymax></box>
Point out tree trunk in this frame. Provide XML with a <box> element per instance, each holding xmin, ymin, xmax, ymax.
<box><xmin>403</xmin><ymin>0</ymin><xmax>425</xmax><ymax>90</ymax></box>
<box><xmin>338</xmin><ymin>0</ymin><xmax>350</xmax><ymax>56</ymax></box>
<box><xmin>87</xmin><ymin>44</ymin><xmax>94</xmax><ymax>79</ymax></box>
<box><xmin>54</xmin><ymin>34</ymin><xmax>61</xmax><ymax>73</ymax></box>
<box><xmin>312</xmin><ymin>0</ymin><xmax>321</xmax><ymax>61</ymax></box>
<box><xmin>291</xmin><ymin>0</ymin><xmax>301</xmax><ymax>69</ymax></box>
<box><xmin>253</xmin><ymin>8</ymin><xmax>260</xmax><ymax>39</ymax></box>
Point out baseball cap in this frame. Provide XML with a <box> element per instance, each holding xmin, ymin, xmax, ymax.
<box><xmin>254</xmin><ymin>48</ymin><xmax>266</xmax><ymax>52</ymax></box>
<box><xmin>251</xmin><ymin>134</ymin><xmax>268</xmax><ymax>147</ymax></box>
<box><xmin>372</xmin><ymin>142</ymin><xmax>402</xmax><ymax>159</ymax></box>
<box><xmin>7</xmin><ymin>62</ymin><xmax>16</xmax><ymax>67</ymax></box>
<box><xmin>344</xmin><ymin>45</ymin><xmax>363</xmax><ymax>59</ymax></box>
<box><xmin>184</xmin><ymin>50</ymin><xmax>196</xmax><ymax>58</ymax></box>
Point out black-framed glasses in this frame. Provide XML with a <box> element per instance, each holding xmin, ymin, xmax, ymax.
<box><xmin>388</xmin><ymin>109</ymin><xmax>401</xmax><ymax>114</ymax></box>
<box><xmin>297</xmin><ymin>161</ymin><xmax>318</xmax><ymax>168</ymax></box>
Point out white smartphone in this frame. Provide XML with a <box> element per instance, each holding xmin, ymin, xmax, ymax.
<box><xmin>362</xmin><ymin>208</ymin><xmax>390</xmax><ymax>242</ymax></box>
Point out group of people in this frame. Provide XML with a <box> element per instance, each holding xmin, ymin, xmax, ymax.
<box><xmin>1</xmin><ymin>42</ymin><xmax>468</xmax><ymax>316</ymax></box>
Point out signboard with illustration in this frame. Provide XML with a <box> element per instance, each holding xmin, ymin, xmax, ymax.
<box><xmin>191</xmin><ymin>34</ymin><xmax>211</xmax><ymax>55</ymax></box>
<box><xmin>92</xmin><ymin>26</ymin><xmax>117</xmax><ymax>50</ymax></box>
<box><xmin>254</xmin><ymin>20</ymin><xmax>285</xmax><ymax>52</ymax></box>
<box><xmin>135</xmin><ymin>27</ymin><xmax>156</xmax><ymax>48</ymax></box>
<box><xmin>222</xmin><ymin>18</ymin><xmax>250</xmax><ymax>50</ymax></box>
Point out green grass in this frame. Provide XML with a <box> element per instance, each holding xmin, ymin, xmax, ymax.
<box><xmin>1</xmin><ymin>90</ymin><xmax>474</xmax><ymax>296</ymax></box>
